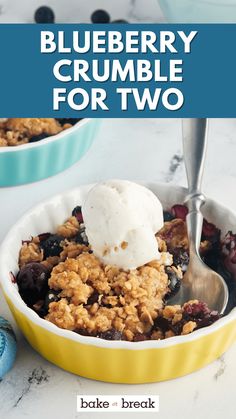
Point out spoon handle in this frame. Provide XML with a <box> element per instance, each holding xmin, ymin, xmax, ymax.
<box><xmin>182</xmin><ymin>119</ymin><xmax>208</xmax><ymax>255</ymax></box>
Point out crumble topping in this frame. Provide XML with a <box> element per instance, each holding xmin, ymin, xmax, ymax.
<box><xmin>157</xmin><ymin>218</ymin><xmax>212</xmax><ymax>255</ymax></box>
<box><xmin>19</xmin><ymin>237</ymin><xmax>43</xmax><ymax>267</ymax></box>
<box><xmin>56</xmin><ymin>216</ymin><xmax>80</xmax><ymax>238</ymax></box>
<box><xmin>16</xmin><ymin>205</ymin><xmax>222</xmax><ymax>342</ymax></box>
<box><xmin>0</xmin><ymin>118</ymin><xmax>80</xmax><ymax>147</ymax></box>
<box><xmin>46</xmin><ymin>252</ymin><xmax>170</xmax><ymax>340</ymax></box>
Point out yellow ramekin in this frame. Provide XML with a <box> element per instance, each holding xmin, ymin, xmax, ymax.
<box><xmin>0</xmin><ymin>183</ymin><xmax>236</xmax><ymax>383</ymax></box>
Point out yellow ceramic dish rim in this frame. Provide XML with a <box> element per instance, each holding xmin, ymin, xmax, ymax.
<box><xmin>0</xmin><ymin>182</ymin><xmax>236</xmax><ymax>352</ymax></box>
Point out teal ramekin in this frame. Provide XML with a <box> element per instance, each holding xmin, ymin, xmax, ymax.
<box><xmin>0</xmin><ymin>119</ymin><xmax>100</xmax><ymax>187</ymax></box>
<box><xmin>158</xmin><ymin>0</ymin><xmax>236</xmax><ymax>23</ymax></box>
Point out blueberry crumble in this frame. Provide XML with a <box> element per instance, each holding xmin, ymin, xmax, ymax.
<box><xmin>16</xmin><ymin>204</ymin><xmax>234</xmax><ymax>342</ymax></box>
<box><xmin>0</xmin><ymin>118</ymin><xmax>82</xmax><ymax>147</ymax></box>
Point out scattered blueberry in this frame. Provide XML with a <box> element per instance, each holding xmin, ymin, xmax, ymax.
<box><xmin>72</xmin><ymin>206</ymin><xmax>83</xmax><ymax>223</ymax></box>
<box><xmin>29</xmin><ymin>133</ymin><xmax>49</xmax><ymax>143</ymax></box>
<box><xmin>34</xmin><ymin>6</ymin><xmax>55</xmax><ymax>23</ymax></box>
<box><xmin>163</xmin><ymin>211</ymin><xmax>175</xmax><ymax>222</ymax></box>
<box><xmin>91</xmin><ymin>9</ymin><xmax>110</xmax><ymax>24</ymax></box>
<box><xmin>39</xmin><ymin>234</ymin><xmax>64</xmax><ymax>258</ymax></box>
<box><xmin>16</xmin><ymin>263</ymin><xmax>50</xmax><ymax>306</ymax></box>
<box><xmin>111</xmin><ymin>19</ymin><xmax>129</xmax><ymax>23</ymax></box>
<box><xmin>98</xmin><ymin>329</ymin><xmax>122</xmax><ymax>340</ymax></box>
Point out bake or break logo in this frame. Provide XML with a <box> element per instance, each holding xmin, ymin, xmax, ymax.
<box><xmin>77</xmin><ymin>395</ymin><xmax>159</xmax><ymax>412</ymax></box>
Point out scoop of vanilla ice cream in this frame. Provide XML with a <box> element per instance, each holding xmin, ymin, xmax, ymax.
<box><xmin>82</xmin><ymin>180</ymin><xmax>164</xmax><ymax>270</ymax></box>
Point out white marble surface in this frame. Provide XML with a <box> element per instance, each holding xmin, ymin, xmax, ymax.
<box><xmin>0</xmin><ymin>0</ymin><xmax>164</xmax><ymax>23</ymax></box>
<box><xmin>0</xmin><ymin>1</ymin><xmax>236</xmax><ymax>419</ymax></box>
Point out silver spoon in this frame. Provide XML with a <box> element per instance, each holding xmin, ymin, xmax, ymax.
<box><xmin>168</xmin><ymin>118</ymin><xmax>228</xmax><ymax>314</ymax></box>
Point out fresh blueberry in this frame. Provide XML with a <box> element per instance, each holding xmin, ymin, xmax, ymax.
<box><xmin>29</xmin><ymin>133</ymin><xmax>49</xmax><ymax>143</ymax></box>
<box><xmin>39</xmin><ymin>234</ymin><xmax>64</xmax><ymax>258</ymax></box>
<box><xmin>91</xmin><ymin>9</ymin><xmax>110</xmax><ymax>24</ymax></box>
<box><xmin>34</xmin><ymin>6</ymin><xmax>55</xmax><ymax>23</ymax></box>
<box><xmin>111</xmin><ymin>19</ymin><xmax>129</xmax><ymax>23</ymax></box>
<box><xmin>16</xmin><ymin>263</ymin><xmax>50</xmax><ymax>306</ymax></box>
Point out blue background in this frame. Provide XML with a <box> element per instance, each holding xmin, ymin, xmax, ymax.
<box><xmin>0</xmin><ymin>24</ymin><xmax>235</xmax><ymax>117</ymax></box>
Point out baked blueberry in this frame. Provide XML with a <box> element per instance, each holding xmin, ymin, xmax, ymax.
<box><xmin>183</xmin><ymin>301</ymin><xmax>220</xmax><ymax>328</ymax></box>
<box><xmin>165</xmin><ymin>267</ymin><xmax>181</xmax><ymax>298</ymax></box>
<box><xmin>29</xmin><ymin>133</ymin><xmax>49</xmax><ymax>143</ymax></box>
<box><xmin>133</xmin><ymin>333</ymin><xmax>149</xmax><ymax>342</ymax></box>
<box><xmin>91</xmin><ymin>9</ymin><xmax>110</xmax><ymax>24</ymax></box>
<box><xmin>43</xmin><ymin>290</ymin><xmax>60</xmax><ymax>313</ymax></box>
<box><xmin>16</xmin><ymin>263</ymin><xmax>50</xmax><ymax>306</ymax></box>
<box><xmin>173</xmin><ymin>250</ymin><xmax>189</xmax><ymax>272</ymax></box>
<box><xmin>163</xmin><ymin>211</ymin><xmax>175</xmax><ymax>222</ymax></box>
<box><xmin>72</xmin><ymin>206</ymin><xmax>83</xmax><ymax>223</ymax></box>
<box><xmin>74</xmin><ymin>227</ymin><xmax>88</xmax><ymax>245</ymax></box>
<box><xmin>34</xmin><ymin>6</ymin><xmax>55</xmax><ymax>23</ymax></box>
<box><xmin>98</xmin><ymin>329</ymin><xmax>122</xmax><ymax>340</ymax></box>
<box><xmin>86</xmin><ymin>291</ymin><xmax>99</xmax><ymax>305</ymax></box>
<box><xmin>171</xmin><ymin>204</ymin><xmax>188</xmax><ymax>221</ymax></box>
<box><xmin>56</xmin><ymin>118</ymin><xmax>81</xmax><ymax>126</ymax></box>
<box><xmin>39</xmin><ymin>234</ymin><xmax>64</xmax><ymax>258</ymax></box>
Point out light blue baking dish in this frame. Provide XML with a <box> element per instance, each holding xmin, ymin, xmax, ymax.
<box><xmin>159</xmin><ymin>0</ymin><xmax>236</xmax><ymax>22</ymax></box>
<box><xmin>0</xmin><ymin>119</ymin><xmax>100</xmax><ymax>187</ymax></box>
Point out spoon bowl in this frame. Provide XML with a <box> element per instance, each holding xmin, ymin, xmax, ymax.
<box><xmin>168</xmin><ymin>251</ymin><xmax>229</xmax><ymax>313</ymax></box>
<box><xmin>170</xmin><ymin>119</ymin><xmax>228</xmax><ymax>314</ymax></box>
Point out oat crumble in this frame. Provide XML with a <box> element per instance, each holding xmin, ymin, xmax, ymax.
<box><xmin>0</xmin><ymin>118</ymin><xmax>81</xmax><ymax>147</ymax></box>
<box><xmin>16</xmin><ymin>204</ymin><xmax>221</xmax><ymax>342</ymax></box>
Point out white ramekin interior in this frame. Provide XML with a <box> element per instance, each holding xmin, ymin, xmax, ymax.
<box><xmin>0</xmin><ymin>182</ymin><xmax>236</xmax><ymax>350</ymax></box>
